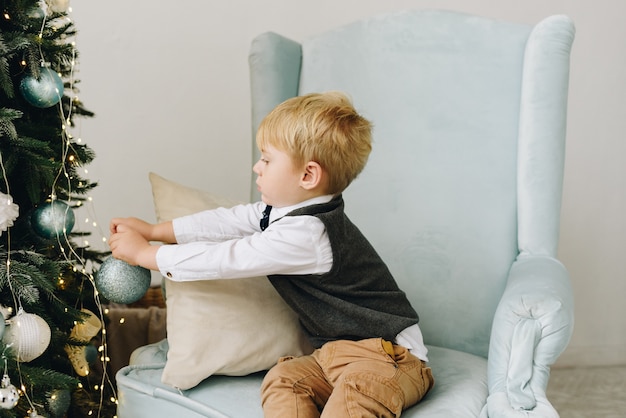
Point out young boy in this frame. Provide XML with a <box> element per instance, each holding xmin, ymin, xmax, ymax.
<box><xmin>109</xmin><ymin>92</ymin><xmax>434</xmax><ymax>417</ymax></box>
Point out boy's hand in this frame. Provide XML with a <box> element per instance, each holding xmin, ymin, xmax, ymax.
<box><xmin>110</xmin><ymin>217</ymin><xmax>176</xmax><ymax>244</ymax></box>
<box><xmin>108</xmin><ymin>224</ymin><xmax>158</xmax><ymax>270</ymax></box>
<box><xmin>110</xmin><ymin>217</ymin><xmax>154</xmax><ymax>240</ymax></box>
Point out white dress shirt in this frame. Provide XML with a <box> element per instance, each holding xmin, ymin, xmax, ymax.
<box><xmin>156</xmin><ymin>195</ymin><xmax>428</xmax><ymax>361</ymax></box>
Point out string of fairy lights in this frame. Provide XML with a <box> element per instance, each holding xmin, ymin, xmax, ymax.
<box><xmin>1</xmin><ymin>1</ymin><xmax>118</xmax><ymax>417</ymax></box>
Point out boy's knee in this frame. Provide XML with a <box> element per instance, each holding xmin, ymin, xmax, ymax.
<box><xmin>261</xmin><ymin>360</ymin><xmax>287</xmax><ymax>393</ymax></box>
<box><xmin>261</xmin><ymin>356</ymin><xmax>305</xmax><ymax>393</ymax></box>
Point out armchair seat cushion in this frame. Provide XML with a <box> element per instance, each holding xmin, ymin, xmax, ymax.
<box><xmin>116</xmin><ymin>344</ymin><xmax>487</xmax><ymax>418</ymax></box>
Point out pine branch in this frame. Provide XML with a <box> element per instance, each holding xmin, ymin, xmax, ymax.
<box><xmin>0</xmin><ymin>107</ymin><xmax>22</xmax><ymax>139</ymax></box>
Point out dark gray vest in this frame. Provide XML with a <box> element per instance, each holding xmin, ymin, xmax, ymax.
<box><xmin>268</xmin><ymin>195</ymin><xmax>418</xmax><ymax>348</ymax></box>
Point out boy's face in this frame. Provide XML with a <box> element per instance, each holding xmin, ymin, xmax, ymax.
<box><xmin>253</xmin><ymin>145</ymin><xmax>305</xmax><ymax>208</ymax></box>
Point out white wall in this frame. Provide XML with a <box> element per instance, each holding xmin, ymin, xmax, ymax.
<box><xmin>71</xmin><ymin>0</ymin><xmax>626</xmax><ymax>368</ymax></box>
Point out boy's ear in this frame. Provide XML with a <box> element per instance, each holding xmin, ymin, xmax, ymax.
<box><xmin>300</xmin><ymin>161</ymin><xmax>324</xmax><ymax>190</ymax></box>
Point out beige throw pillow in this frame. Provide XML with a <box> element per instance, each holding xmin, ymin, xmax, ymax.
<box><xmin>149</xmin><ymin>172</ymin><xmax>313</xmax><ymax>390</ymax></box>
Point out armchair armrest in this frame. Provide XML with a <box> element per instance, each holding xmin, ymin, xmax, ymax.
<box><xmin>485</xmin><ymin>255</ymin><xmax>574</xmax><ymax>417</ymax></box>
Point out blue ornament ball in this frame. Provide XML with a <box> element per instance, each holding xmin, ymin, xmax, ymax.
<box><xmin>95</xmin><ymin>257</ymin><xmax>151</xmax><ymax>304</ymax></box>
<box><xmin>20</xmin><ymin>67</ymin><xmax>64</xmax><ymax>108</ymax></box>
<box><xmin>84</xmin><ymin>344</ymin><xmax>98</xmax><ymax>365</ymax></box>
<box><xmin>47</xmin><ymin>389</ymin><xmax>71</xmax><ymax>418</ymax></box>
<box><xmin>31</xmin><ymin>201</ymin><xmax>75</xmax><ymax>239</ymax></box>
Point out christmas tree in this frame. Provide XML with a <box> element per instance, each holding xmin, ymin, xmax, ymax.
<box><xmin>0</xmin><ymin>0</ymin><xmax>116</xmax><ymax>417</ymax></box>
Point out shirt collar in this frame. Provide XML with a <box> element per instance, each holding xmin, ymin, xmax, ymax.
<box><xmin>270</xmin><ymin>195</ymin><xmax>335</xmax><ymax>223</ymax></box>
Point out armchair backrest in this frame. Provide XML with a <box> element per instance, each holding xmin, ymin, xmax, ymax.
<box><xmin>249</xmin><ymin>10</ymin><xmax>574</xmax><ymax>358</ymax></box>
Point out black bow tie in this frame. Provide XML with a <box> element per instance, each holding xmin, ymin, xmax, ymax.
<box><xmin>260</xmin><ymin>205</ymin><xmax>272</xmax><ymax>231</ymax></box>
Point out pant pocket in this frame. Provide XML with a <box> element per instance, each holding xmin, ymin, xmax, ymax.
<box><xmin>342</xmin><ymin>371</ymin><xmax>404</xmax><ymax>417</ymax></box>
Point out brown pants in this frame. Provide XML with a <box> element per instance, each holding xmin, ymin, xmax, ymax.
<box><xmin>261</xmin><ymin>338</ymin><xmax>434</xmax><ymax>418</ymax></box>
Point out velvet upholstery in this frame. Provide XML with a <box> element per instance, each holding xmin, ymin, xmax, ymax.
<box><xmin>116</xmin><ymin>10</ymin><xmax>575</xmax><ymax>417</ymax></box>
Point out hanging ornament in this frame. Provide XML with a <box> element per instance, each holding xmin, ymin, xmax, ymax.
<box><xmin>31</xmin><ymin>200</ymin><xmax>75</xmax><ymax>239</ymax></box>
<box><xmin>45</xmin><ymin>0</ymin><xmax>70</xmax><ymax>13</ymax></box>
<box><xmin>64</xmin><ymin>309</ymin><xmax>101</xmax><ymax>376</ymax></box>
<box><xmin>27</xmin><ymin>410</ymin><xmax>46</xmax><ymax>418</ymax></box>
<box><xmin>20</xmin><ymin>67</ymin><xmax>64</xmax><ymax>108</ymax></box>
<box><xmin>3</xmin><ymin>308</ymin><xmax>51</xmax><ymax>362</ymax></box>
<box><xmin>95</xmin><ymin>257</ymin><xmax>151</xmax><ymax>304</ymax></box>
<box><xmin>0</xmin><ymin>192</ymin><xmax>19</xmax><ymax>237</ymax></box>
<box><xmin>0</xmin><ymin>373</ymin><xmax>18</xmax><ymax>409</ymax></box>
<box><xmin>84</xmin><ymin>344</ymin><xmax>97</xmax><ymax>365</ymax></box>
<box><xmin>29</xmin><ymin>1</ymin><xmax>46</xmax><ymax>18</ymax></box>
<box><xmin>47</xmin><ymin>389</ymin><xmax>70</xmax><ymax>418</ymax></box>
<box><xmin>0</xmin><ymin>320</ymin><xmax>4</xmax><ymax>341</ymax></box>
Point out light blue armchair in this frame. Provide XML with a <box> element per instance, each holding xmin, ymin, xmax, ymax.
<box><xmin>116</xmin><ymin>10</ymin><xmax>575</xmax><ymax>417</ymax></box>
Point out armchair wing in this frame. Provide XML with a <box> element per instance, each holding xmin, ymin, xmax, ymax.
<box><xmin>486</xmin><ymin>15</ymin><xmax>575</xmax><ymax>417</ymax></box>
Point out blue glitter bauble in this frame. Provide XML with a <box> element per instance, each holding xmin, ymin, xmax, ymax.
<box><xmin>20</xmin><ymin>67</ymin><xmax>64</xmax><ymax>108</ymax></box>
<box><xmin>31</xmin><ymin>201</ymin><xmax>75</xmax><ymax>239</ymax></box>
<box><xmin>95</xmin><ymin>257</ymin><xmax>151</xmax><ymax>304</ymax></box>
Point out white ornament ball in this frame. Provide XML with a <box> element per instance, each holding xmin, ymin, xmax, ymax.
<box><xmin>3</xmin><ymin>309</ymin><xmax>51</xmax><ymax>362</ymax></box>
<box><xmin>0</xmin><ymin>374</ymin><xmax>18</xmax><ymax>409</ymax></box>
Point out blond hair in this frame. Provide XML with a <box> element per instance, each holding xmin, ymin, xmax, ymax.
<box><xmin>256</xmin><ymin>92</ymin><xmax>372</xmax><ymax>194</ymax></box>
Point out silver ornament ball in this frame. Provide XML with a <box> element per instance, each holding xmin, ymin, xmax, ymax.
<box><xmin>95</xmin><ymin>257</ymin><xmax>151</xmax><ymax>304</ymax></box>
